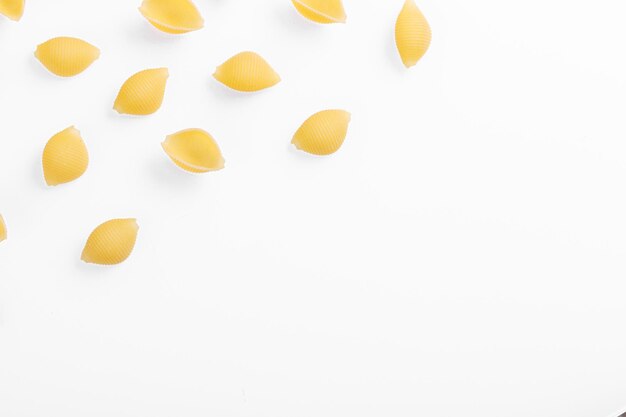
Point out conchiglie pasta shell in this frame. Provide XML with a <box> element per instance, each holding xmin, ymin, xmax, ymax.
<box><xmin>213</xmin><ymin>52</ymin><xmax>280</xmax><ymax>92</ymax></box>
<box><xmin>0</xmin><ymin>214</ymin><xmax>7</xmax><ymax>242</ymax></box>
<box><xmin>81</xmin><ymin>218</ymin><xmax>139</xmax><ymax>265</ymax></box>
<box><xmin>139</xmin><ymin>0</ymin><xmax>203</xmax><ymax>34</ymax></box>
<box><xmin>292</xmin><ymin>110</ymin><xmax>351</xmax><ymax>155</ymax></box>
<box><xmin>35</xmin><ymin>37</ymin><xmax>100</xmax><ymax>77</ymax></box>
<box><xmin>162</xmin><ymin>128</ymin><xmax>225</xmax><ymax>173</ymax></box>
<box><xmin>291</xmin><ymin>0</ymin><xmax>346</xmax><ymax>24</ymax></box>
<box><xmin>0</xmin><ymin>0</ymin><xmax>24</xmax><ymax>21</ymax></box>
<box><xmin>42</xmin><ymin>126</ymin><xmax>89</xmax><ymax>186</ymax></box>
<box><xmin>114</xmin><ymin>68</ymin><xmax>169</xmax><ymax>115</ymax></box>
<box><xmin>395</xmin><ymin>0</ymin><xmax>431</xmax><ymax>68</ymax></box>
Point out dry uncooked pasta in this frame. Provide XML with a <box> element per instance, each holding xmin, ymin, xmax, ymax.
<box><xmin>114</xmin><ymin>68</ymin><xmax>169</xmax><ymax>115</ymax></box>
<box><xmin>35</xmin><ymin>37</ymin><xmax>100</xmax><ymax>77</ymax></box>
<box><xmin>291</xmin><ymin>0</ymin><xmax>346</xmax><ymax>24</ymax></box>
<box><xmin>139</xmin><ymin>0</ymin><xmax>203</xmax><ymax>34</ymax></box>
<box><xmin>292</xmin><ymin>109</ymin><xmax>351</xmax><ymax>155</ymax></box>
<box><xmin>42</xmin><ymin>126</ymin><xmax>89</xmax><ymax>186</ymax></box>
<box><xmin>213</xmin><ymin>52</ymin><xmax>280</xmax><ymax>92</ymax></box>
<box><xmin>162</xmin><ymin>128</ymin><xmax>225</xmax><ymax>173</ymax></box>
<box><xmin>81</xmin><ymin>218</ymin><xmax>139</xmax><ymax>265</ymax></box>
<box><xmin>0</xmin><ymin>215</ymin><xmax>6</xmax><ymax>242</ymax></box>
<box><xmin>395</xmin><ymin>0</ymin><xmax>431</xmax><ymax>68</ymax></box>
<box><xmin>0</xmin><ymin>0</ymin><xmax>24</xmax><ymax>21</ymax></box>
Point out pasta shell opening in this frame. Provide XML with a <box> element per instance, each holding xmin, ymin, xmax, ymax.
<box><xmin>42</xmin><ymin>126</ymin><xmax>89</xmax><ymax>186</ymax></box>
<box><xmin>0</xmin><ymin>0</ymin><xmax>24</xmax><ymax>21</ymax></box>
<box><xmin>395</xmin><ymin>0</ymin><xmax>431</xmax><ymax>68</ymax></box>
<box><xmin>292</xmin><ymin>109</ymin><xmax>351</xmax><ymax>155</ymax></box>
<box><xmin>139</xmin><ymin>0</ymin><xmax>204</xmax><ymax>34</ymax></box>
<box><xmin>291</xmin><ymin>0</ymin><xmax>346</xmax><ymax>24</ymax></box>
<box><xmin>114</xmin><ymin>68</ymin><xmax>169</xmax><ymax>115</ymax></box>
<box><xmin>35</xmin><ymin>37</ymin><xmax>100</xmax><ymax>77</ymax></box>
<box><xmin>0</xmin><ymin>214</ymin><xmax>7</xmax><ymax>242</ymax></box>
<box><xmin>213</xmin><ymin>51</ymin><xmax>281</xmax><ymax>92</ymax></box>
<box><xmin>162</xmin><ymin>128</ymin><xmax>225</xmax><ymax>173</ymax></box>
<box><xmin>81</xmin><ymin>218</ymin><xmax>139</xmax><ymax>265</ymax></box>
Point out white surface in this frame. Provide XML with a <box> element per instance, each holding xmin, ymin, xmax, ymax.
<box><xmin>1</xmin><ymin>0</ymin><xmax>626</xmax><ymax>415</ymax></box>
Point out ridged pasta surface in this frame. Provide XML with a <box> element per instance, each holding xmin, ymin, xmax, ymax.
<box><xmin>42</xmin><ymin>126</ymin><xmax>89</xmax><ymax>186</ymax></box>
<box><xmin>292</xmin><ymin>110</ymin><xmax>351</xmax><ymax>155</ymax></box>
<box><xmin>0</xmin><ymin>0</ymin><xmax>24</xmax><ymax>21</ymax></box>
<box><xmin>35</xmin><ymin>37</ymin><xmax>100</xmax><ymax>77</ymax></box>
<box><xmin>139</xmin><ymin>0</ymin><xmax>203</xmax><ymax>34</ymax></box>
<box><xmin>395</xmin><ymin>0</ymin><xmax>431</xmax><ymax>68</ymax></box>
<box><xmin>114</xmin><ymin>68</ymin><xmax>169</xmax><ymax>115</ymax></box>
<box><xmin>81</xmin><ymin>219</ymin><xmax>139</xmax><ymax>265</ymax></box>
<box><xmin>0</xmin><ymin>215</ymin><xmax>6</xmax><ymax>242</ymax></box>
<box><xmin>213</xmin><ymin>52</ymin><xmax>280</xmax><ymax>92</ymax></box>
<box><xmin>291</xmin><ymin>0</ymin><xmax>346</xmax><ymax>24</ymax></box>
<box><xmin>162</xmin><ymin>128</ymin><xmax>225</xmax><ymax>173</ymax></box>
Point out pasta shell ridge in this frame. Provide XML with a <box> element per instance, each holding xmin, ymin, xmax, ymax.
<box><xmin>0</xmin><ymin>0</ymin><xmax>24</xmax><ymax>21</ymax></box>
<box><xmin>213</xmin><ymin>51</ymin><xmax>280</xmax><ymax>92</ymax></box>
<box><xmin>35</xmin><ymin>37</ymin><xmax>100</xmax><ymax>77</ymax></box>
<box><xmin>81</xmin><ymin>218</ymin><xmax>139</xmax><ymax>265</ymax></box>
<box><xmin>395</xmin><ymin>0</ymin><xmax>432</xmax><ymax>68</ymax></box>
<box><xmin>162</xmin><ymin>128</ymin><xmax>225</xmax><ymax>173</ymax></box>
<box><xmin>113</xmin><ymin>68</ymin><xmax>169</xmax><ymax>115</ymax></box>
<box><xmin>0</xmin><ymin>214</ymin><xmax>7</xmax><ymax>242</ymax></box>
<box><xmin>292</xmin><ymin>109</ymin><xmax>351</xmax><ymax>156</ymax></box>
<box><xmin>291</xmin><ymin>0</ymin><xmax>346</xmax><ymax>24</ymax></box>
<box><xmin>42</xmin><ymin>126</ymin><xmax>89</xmax><ymax>186</ymax></box>
<box><xmin>139</xmin><ymin>0</ymin><xmax>204</xmax><ymax>34</ymax></box>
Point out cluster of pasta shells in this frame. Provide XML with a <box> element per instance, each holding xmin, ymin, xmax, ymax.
<box><xmin>1</xmin><ymin>0</ymin><xmax>432</xmax><ymax>264</ymax></box>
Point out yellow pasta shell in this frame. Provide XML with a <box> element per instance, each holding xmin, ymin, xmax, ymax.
<box><xmin>114</xmin><ymin>68</ymin><xmax>169</xmax><ymax>115</ymax></box>
<box><xmin>81</xmin><ymin>218</ymin><xmax>139</xmax><ymax>265</ymax></box>
<box><xmin>291</xmin><ymin>0</ymin><xmax>346</xmax><ymax>24</ymax></box>
<box><xmin>34</xmin><ymin>37</ymin><xmax>100</xmax><ymax>77</ymax></box>
<box><xmin>42</xmin><ymin>126</ymin><xmax>89</xmax><ymax>186</ymax></box>
<box><xmin>213</xmin><ymin>52</ymin><xmax>280</xmax><ymax>92</ymax></box>
<box><xmin>139</xmin><ymin>0</ymin><xmax>203</xmax><ymax>34</ymax></box>
<box><xmin>0</xmin><ymin>0</ymin><xmax>24</xmax><ymax>21</ymax></box>
<box><xmin>162</xmin><ymin>128</ymin><xmax>225</xmax><ymax>173</ymax></box>
<box><xmin>292</xmin><ymin>110</ymin><xmax>351</xmax><ymax>155</ymax></box>
<box><xmin>395</xmin><ymin>0</ymin><xmax>432</xmax><ymax>68</ymax></box>
<box><xmin>0</xmin><ymin>214</ymin><xmax>7</xmax><ymax>242</ymax></box>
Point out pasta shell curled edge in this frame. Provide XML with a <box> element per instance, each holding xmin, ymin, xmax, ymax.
<box><xmin>81</xmin><ymin>218</ymin><xmax>139</xmax><ymax>265</ymax></box>
<box><xmin>35</xmin><ymin>37</ymin><xmax>100</xmax><ymax>77</ymax></box>
<box><xmin>42</xmin><ymin>126</ymin><xmax>89</xmax><ymax>186</ymax></box>
<box><xmin>292</xmin><ymin>110</ymin><xmax>351</xmax><ymax>156</ymax></box>
<box><xmin>162</xmin><ymin>128</ymin><xmax>225</xmax><ymax>173</ymax></box>
<box><xmin>139</xmin><ymin>0</ymin><xmax>204</xmax><ymax>34</ymax></box>
<box><xmin>114</xmin><ymin>68</ymin><xmax>169</xmax><ymax>115</ymax></box>
<box><xmin>213</xmin><ymin>52</ymin><xmax>280</xmax><ymax>92</ymax></box>
<box><xmin>291</xmin><ymin>0</ymin><xmax>346</xmax><ymax>24</ymax></box>
<box><xmin>0</xmin><ymin>214</ymin><xmax>7</xmax><ymax>242</ymax></box>
<box><xmin>395</xmin><ymin>0</ymin><xmax>432</xmax><ymax>68</ymax></box>
<box><xmin>0</xmin><ymin>0</ymin><xmax>24</xmax><ymax>21</ymax></box>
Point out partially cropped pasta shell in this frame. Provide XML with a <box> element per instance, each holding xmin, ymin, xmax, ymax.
<box><xmin>162</xmin><ymin>128</ymin><xmax>225</xmax><ymax>173</ymax></box>
<box><xmin>292</xmin><ymin>110</ymin><xmax>351</xmax><ymax>155</ymax></box>
<box><xmin>139</xmin><ymin>0</ymin><xmax>203</xmax><ymax>34</ymax></box>
<box><xmin>291</xmin><ymin>0</ymin><xmax>346</xmax><ymax>24</ymax></box>
<box><xmin>213</xmin><ymin>52</ymin><xmax>280</xmax><ymax>92</ymax></box>
<box><xmin>42</xmin><ymin>126</ymin><xmax>89</xmax><ymax>186</ymax></box>
<box><xmin>114</xmin><ymin>68</ymin><xmax>169</xmax><ymax>115</ymax></box>
<box><xmin>0</xmin><ymin>214</ymin><xmax>7</xmax><ymax>242</ymax></box>
<box><xmin>0</xmin><ymin>0</ymin><xmax>24</xmax><ymax>21</ymax></box>
<box><xmin>34</xmin><ymin>37</ymin><xmax>100</xmax><ymax>77</ymax></box>
<box><xmin>81</xmin><ymin>218</ymin><xmax>139</xmax><ymax>265</ymax></box>
<box><xmin>395</xmin><ymin>0</ymin><xmax>432</xmax><ymax>68</ymax></box>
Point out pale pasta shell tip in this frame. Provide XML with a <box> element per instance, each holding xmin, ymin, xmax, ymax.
<box><xmin>42</xmin><ymin>126</ymin><xmax>89</xmax><ymax>186</ymax></box>
<box><xmin>292</xmin><ymin>109</ymin><xmax>352</xmax><ymax>155</ymax></box>
<box><xmin>81</xmin><ymin>218</ymin><xmax>139</xmax><ymax>265</ymax></box>
<box><xmin>162</xmin><ymin>128</ymin><xmax>225</xmax><ymax>173</ymax></box>
<box><xmin>213</xmin><ymin>51</ymin><xmax>280</xmax><ymax>92</ymax></box>
<box><xmin>139</xmin><ymin>0</ymin><xmax>204</xmax><ymax>34</ymax></box>
<box><xmin>395</xmin><ymin>0</ymin><xmax>432</xmax><ymax>68</ymax></box>
<box><xmin>0</xmin><ymin>0</ymin><xmax>25</xmax><ymax>21</ymax></box>
<box><xmin>0</xmin><ymin>215</ymin><xmax>7</xmax><ymax>242</ymax></box>
<box><xmin>114</xmin><ymin>67</ymin><xmax>169</xmax><ymax>115</ymax></box>
<box><xmin>35</xmin><ymin>37</ymin><xmax>100</xmax><ymax>77</ymax></box>
<box><xmin>291</xmin><ymin>0</ymin><xmax>346</xmax><ymax>24</ymax></box>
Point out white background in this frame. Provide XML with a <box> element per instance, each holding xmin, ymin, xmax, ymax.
<box><xmin>1</xmin><ymin>0</ymin><xmax>626</xmax><ymax>416</ymax></box>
